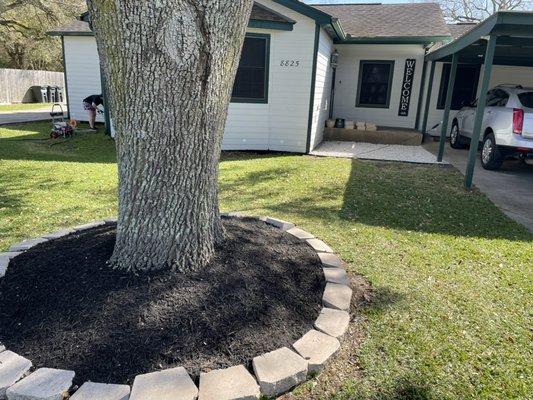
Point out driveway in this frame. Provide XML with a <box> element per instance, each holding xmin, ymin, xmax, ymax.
<box><xmin>424</xmin><ymin>140</ymin><xmax>533</xmax><ymax>232</ymax></box>
<box><xmin>0</xmin><ymin>107</ymin><xmax>65</xmax><ymax>125</ymax></box>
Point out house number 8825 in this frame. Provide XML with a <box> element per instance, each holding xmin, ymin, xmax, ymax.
<box><xmin>280</xmin><ymin>60</ymin><xmax>300</xmax><ymax>67</ymax></box>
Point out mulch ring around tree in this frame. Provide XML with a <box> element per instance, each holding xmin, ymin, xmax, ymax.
<box><xmin>0</xmin><ymin>217</ymin><xmax>324</xmax><ymax>386</ymax></box>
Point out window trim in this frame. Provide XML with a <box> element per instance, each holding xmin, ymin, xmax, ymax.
<box><xmin>231</xmin><ymin>33</ymin><xmax>270</xmax><ymax>104</ymax></box>
<box><xmin>356</xmin><ymin>60</ymin><xmax>395</xmax><ymax>109</ymax></box>
<box><xmin>436</xmin><ymin>63</ymin><xmax>481</xmax><ymax>110</ymax></box>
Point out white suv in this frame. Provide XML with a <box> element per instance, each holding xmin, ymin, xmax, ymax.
<box><xmin>450</xmin><ymin>85</ymin><xmax>533</xmax><ymax>170</ymax></box>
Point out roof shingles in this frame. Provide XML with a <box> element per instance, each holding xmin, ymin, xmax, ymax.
<box><xmin>313</xmin><ymin>3</ymin><xmax>450</xmax><ymax>39</ymax></box>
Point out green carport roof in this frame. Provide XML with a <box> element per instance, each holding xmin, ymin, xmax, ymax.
<box><xmin>426</xmin><ymin>11</ymin><xmax>533</xmax><ymax>67</ymax></box>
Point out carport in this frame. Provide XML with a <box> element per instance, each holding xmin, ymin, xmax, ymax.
<box><xmin>421</xmin><ymin>11</ymin><xmax>533</xmax><ymax>189</ymax></box>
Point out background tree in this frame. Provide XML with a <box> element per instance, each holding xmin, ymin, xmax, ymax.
<box><xmin>0</xmin><ymin>0</ymin><xmax>85</xmax><ymax>70</ymax></box>
<box><xmin>87</xmin><ymin>0</ymin><xmax>254</xmax><ymax>273</ymax></box>
<box><xmin>439</xmin><ymin>0</ymin><xmax>532</xmax><ymax>23</ymax></box>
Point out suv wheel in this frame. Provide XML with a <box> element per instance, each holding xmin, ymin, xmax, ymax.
<box><xmin>450</xmin><ymin>122</ymin><xmax>464</xmax><ymax>149</ymax></box>
<box><xmin>481</xmin><ymin>132</ymin><xmax>503</xmax><ymax>170</ymax></box>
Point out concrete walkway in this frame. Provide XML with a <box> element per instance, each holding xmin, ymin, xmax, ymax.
<box><xmin>424</xmin><ymin>141</ymin><xmax>533</xmax><ymax>233</ymax></box>
<box><xmin>312</xmin><ymin>141</ymin><xmax>446</xmax><ymax>164</ymax></box>
<box><xmin>0</xmin><ymin>106</ymin><xmax>66</xmax><ymax>125</ymax></box>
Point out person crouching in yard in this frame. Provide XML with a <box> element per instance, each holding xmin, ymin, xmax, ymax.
<box><xmin>82</xmin><ymin>94</ymin><xmax>103</xmax><ymax>131</ymax></box>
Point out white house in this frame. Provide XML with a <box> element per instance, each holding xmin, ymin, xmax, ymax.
<box><xmin>50</xmin><ymin>1</ymin><xmax>533</xmax><ymax>153</ymax></box>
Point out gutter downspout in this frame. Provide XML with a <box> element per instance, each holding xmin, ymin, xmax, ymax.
<box><xmin>329</xmin><ymin>67</ymin><xmax>336</xmax><ymax>119</ymax></box>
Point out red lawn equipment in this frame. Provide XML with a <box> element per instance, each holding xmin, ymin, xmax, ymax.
<box><xmin>50</xmin><ymin>103</ymin><xmax>74</xmax><ymax>139</ymax></box>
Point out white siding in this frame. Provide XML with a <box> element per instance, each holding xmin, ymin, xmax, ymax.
<box><xmin>62</xmin><ymin>0</ymin><xmax>316</xmax><ymax>153</ymax></box>
<box><xmin>64</xmin><ymin>36</ymin><xmax>104</xmax><ymax>123</ymax></box>
<box><xmin>332</xmin><ymin>44</ymin><xmax>426</xmax><ymax>129</ymax></box>
<box><xmin>224</xmin><ymin>0</ymin><xmax>317</xmax><ymax>153</ymax></box>
<box><xmin>309</xmin><ymin>27</ymin><xmax>333</xmax><ymax>150</ymax></box>
<box><xmin>421</xmin><ymin>63</ymin><xmax>533</xmax><ymax>136</ymax></box>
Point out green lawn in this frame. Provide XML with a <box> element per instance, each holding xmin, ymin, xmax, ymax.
<box><xmin>0</xmin><ymin>103</ymin><xmax>55</xmax><ymax>112</ymax></box>
<box><xmin>1</xmin><ymin>123</ymin><xmax>531</xmax><ymax>400</ymax></box>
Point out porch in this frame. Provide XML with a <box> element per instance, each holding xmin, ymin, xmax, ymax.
<box><xmin>323</xmin><ymin>126</ymin><xmax>422</xmax><ymax>146</ymax></box>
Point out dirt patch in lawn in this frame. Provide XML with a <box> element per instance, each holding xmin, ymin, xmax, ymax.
<box><xmin>0</xmin><ymin>217</ymin><xmax>324</xmax><ymax>386</ymax></box>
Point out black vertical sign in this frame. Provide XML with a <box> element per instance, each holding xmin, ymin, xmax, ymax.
<box><xmin>398</xmin><ymin>59</ymin><xmax>416</xmax><ymax>117</ymax></box>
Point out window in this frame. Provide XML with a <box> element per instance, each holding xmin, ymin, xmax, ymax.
<box><xmin>231</xmin><ymin>34</ymin><xmax>270</xmax><ymax>103</ymax></box>
<box><xmin>518</xmin><ymin>92</ymin><xmax>533</xmax><ymax>108</ymax></box>
<box><xmin>486</xmin><ymin>89</ymin><xmax>509</xmax><ymax>107</ymax></box>
<box><xmin>437</xmin><ymin>64</ymin><xmax>480</xmax><ymax>110</ymax></box>
<box><xmin>356</xmin><ymin>61</ymin><xmax>394</xmax><ymax>108</ymax></box>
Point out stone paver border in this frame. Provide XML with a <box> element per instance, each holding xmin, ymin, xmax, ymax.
<box><xmin>0</xmin><ymin>214</ymin><xmax>352</xmax><ymax>399</ymax></box>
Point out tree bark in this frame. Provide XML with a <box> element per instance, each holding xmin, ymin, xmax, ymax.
<box><xmin>87</xmin><ymin>0</ymin><xmax>253</xmax><ymax>273</ymax></box>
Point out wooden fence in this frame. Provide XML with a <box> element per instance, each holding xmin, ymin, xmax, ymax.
<box><xmin>0</xmin><ymin>68</ymin><xmax>65</xmax><ymax>104</ymax></box>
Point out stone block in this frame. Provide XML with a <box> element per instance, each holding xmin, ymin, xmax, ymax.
<box><xmin>9</xmin><ymin>238</ymin><xmax>48</xmax><ymax>252</ymax></box>
<box><xmin>252</xmin><ymin>347</ymin><xmax>307</xmax><ymax>398</ymax></box>
<box><xmin>0</xmin><ymin>259</ymin><xmax>8</xmax><ymax>278</ymax></box>
<box><xmin>292</xmin><ymin>330</ymin><xmax>340</xmax><ymax>373</ymax></box>
<box><xmin>286</xmin><ymin>228</ymin><xmax>314</xmax><ymax>240</ymax></box>
<box><xmin>104</xmin><ymin>217</ymin><xmax>118</xmax><ymax>223</ymax></box>
<box><xmin>72</xmin><ymin>221</ymin><xmax>106</xmax><ymax>232</ymax></box>
<box><xmin>317</xmin><ymin>253</ymin><xmax>343</xmax><ymax>268</ymax></box>
<box><xmin>306</xmin><ymin>239</ymin><xmax>333</xmax><ymax>253</ymax></box>
<box><xmin>322</xmin><ymin>283</ymin><xmax>352</xmax><ymax>311</ymax></box>
<box><xmin>0</xmin><ymin>253</ymin><xmax>22</xmax><ymax>278</ymax></box>
<box><xmin>41</xmin><ymin>229</ymin><xmax>74</xmax><ymax>239</ymax></box>
<box><xmin>265</xmin><ymin>217</ymin><xmax>295</xmax><ymax>231</ymax></box>
<box><xmin>130</xmin><ymin>367</ymin><xmax>197</xmax><ymax>400</ymax></box>
<box><xmin>221</xmin><ymin>212</ymin><xmax>244</xmax><ymax>218</ymax></box>
<box><xmin>323</xmin><ymin>267</ymin><xmax>349</xmax><ymax>285</ymax></box>
<box><xmin>70</xmin><ymin>382</ymin><xmax>130</xmax><ymax>400</ymax></box>
<box><xmin>314</xmin><ymin>308</ymin><xmax>350</xmax><ymax>338</ymax></box>
<box><xmin>0</xmin><ymin>252</ymin><xmax>21</xmax><ymax>260</ymax></box>
<box><xmin>0</xmin><ymin>344</ymin><xmax>4</xmax><ymax>353</ymax></box>
<box><xmin>0</xmin><ymin>351</ymin><xmax>32</xmax><ymax>399</ymax></box>
<box><xmin>6</xmin><ymin>367</ymin><xmax>74</xmax><ymax>400</ymax></box>
<box><xmin>199</xmin><ymin>365</ymin><xmax>259</xmax><ymax>400</ymax></box>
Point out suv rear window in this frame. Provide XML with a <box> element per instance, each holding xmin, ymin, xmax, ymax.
<box><xmin>518</xmin><ymin>92</ymin><xmax>533</xmax><ymax>108</ymax></box>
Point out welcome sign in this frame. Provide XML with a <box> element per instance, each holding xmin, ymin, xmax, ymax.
<box><xmin>398</xmin><ymin>59</ymin><xmax>416</xmax><ymax>117</ymax></box>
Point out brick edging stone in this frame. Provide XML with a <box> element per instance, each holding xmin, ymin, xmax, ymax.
<box><xmin>0</xmin><ymin>215</ymin><xmax>352</xmax><ymax>400</ymax></box>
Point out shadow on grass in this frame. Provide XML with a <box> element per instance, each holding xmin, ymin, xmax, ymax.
<box><xmin>222</xmin><ymin>156</ymin><xmax>529</xmax><ymax>240</ymax></box>
<box><xmin>339</xmin><ymin>159</ymin><xmax>530</xmax><ymax>240</ymax></box>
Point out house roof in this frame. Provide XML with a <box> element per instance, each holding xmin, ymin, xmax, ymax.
<box><xmin>50</xmin><ymin>1</ymin><xmax>454</xmax><ymax>44</ymax></box>
<box><xmin>50</xmin><ymin>2</ymin><xmax>298</xmax><ymax>36</ymax></box>
<box><xmin>312</xmin><ymin>3</ymin><xmax>451</xmax><ymax>41</ymax></box>
<box><xmin>447</xmin><ymin>23</ymin><xmax>477</xmax><ymax>39</ymax></box>
<box><xmin>252</xmin><ymin>2</ymin><xmax>296</xmax><ymax>23</ymax></box>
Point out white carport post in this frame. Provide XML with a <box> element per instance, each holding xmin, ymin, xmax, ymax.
<box><xmin>437</xmin><ymin>53</ymin><xmax>458</xmax><ymax>162</ymax></box>
<box><xmin>464</xmin><ymin>35</ymin><xmax>497</xmax><ymax>189</ymax></box>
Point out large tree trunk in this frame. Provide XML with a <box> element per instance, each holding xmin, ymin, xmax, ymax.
<box><xmin>87</xmin><ymin>0</ymin><xmax>253</xmax><ymax>273</ymax></box>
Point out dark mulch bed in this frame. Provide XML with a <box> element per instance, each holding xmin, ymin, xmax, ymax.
<box><xmin>0</xmin><ymin>217</ymin><xmax>324</xmax><ymax>385</ymax></box>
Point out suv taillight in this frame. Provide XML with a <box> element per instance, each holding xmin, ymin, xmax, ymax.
<box><xmin>513</xmin><ymin>108</ymin><xmax>524</xmax><ymax>135</ymax></box>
